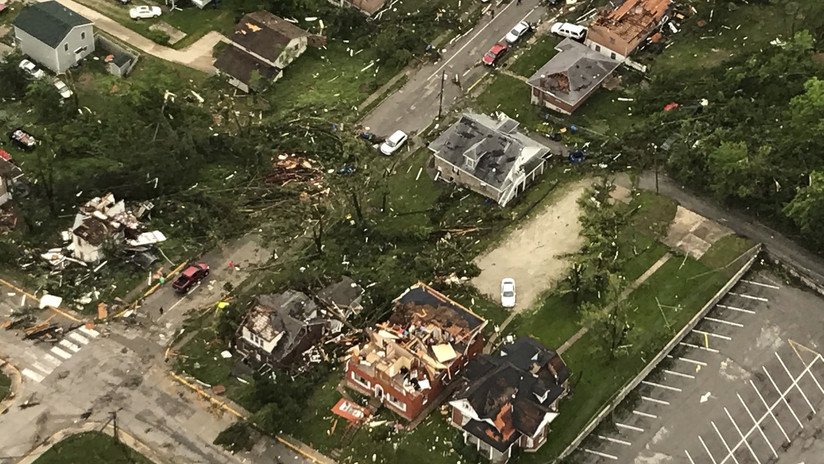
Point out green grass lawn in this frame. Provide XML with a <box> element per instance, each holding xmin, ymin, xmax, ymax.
<box><xmin>474</xmin><ymin>73</ymin><xmax>544</xmax><ymax>130</ymax></box>
<box><xmin>33</xmin><ymin>432</ymin><xmax>152</xmax><ymax>464</ymax></box>
<box><xmin>507</xmin><ymin>34</ymin><xmax>560</xmax><ymax>78</ymax></box>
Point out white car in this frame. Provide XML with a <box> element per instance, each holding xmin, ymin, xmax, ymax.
<box><xmin>19</xmin><ymin>59</ymin><xmax>45</xmax><ymax>79</ymax></box>
<box><xmin>550</xmin><ymin>22</ymin><xmax>587</xmax><ymax>41</ymax></box>
<box><xmin>53</xmin><ymin>79</ymin><xmax>73</xmax><ymax>99</ymax></box>
<box><xmin>129</xmin><ymin>5</ymin><xmax>162</xmax><ymax>19</ymax></box>
<box><xmin>501</xmin><ymin>278</ymin><xmax>516</xmax><ymax>308</ymax></box>
<box><xmin>380</xmin><ymin>130</ymin><xmax>408</xmax><ymax>155</ymax></box>
<box><xmin>505</xmin><ymin>21</ymin><xmax>531</xmax><ymax>44</ymax></box>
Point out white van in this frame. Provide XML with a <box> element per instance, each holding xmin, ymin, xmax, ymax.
<box><xmin>550</xmin><ymin>22</ymin><xmax>586</xmax><ymax>41</ymax></box>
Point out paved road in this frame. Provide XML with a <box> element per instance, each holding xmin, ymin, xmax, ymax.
<box><xmin>361</xmin><ymin>0</ymin><xmax>560</xmax><ymax>137</ymax></box>
<box><xmin>54</xmin><ymin>0</ymin><xmax>224</xmax><ymax>73</ymax></box>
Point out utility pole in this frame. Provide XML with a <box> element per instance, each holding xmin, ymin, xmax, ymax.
<box><xmin>653</xmin><ymin>144</ymin><xmax>659</xmax><ymax>194</ymax></box>
<box><xmin>111</xmin><ymin>410</ymin><xmax>119</xmax><ymax>443</ymax></box>
<box><xmin>438</xmin><ymin>70</ymin><xmax>445</xmax><ymax>119</ymax></box>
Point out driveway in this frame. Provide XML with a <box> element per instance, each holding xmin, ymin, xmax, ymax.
<box><xmin>360</xmin><ymin>0</ymin><xmax>560</xmax><ymax>137</ymax></box>
<box><xmin>55</xmin><ymin>0</ymin><xmax>225</xmax><ymax>73</ymax></box>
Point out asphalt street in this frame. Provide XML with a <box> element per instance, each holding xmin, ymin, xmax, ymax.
<box><xmin>361</xmin><ymin>0</ymin><xmax>561</xmax><ymax>137</ymax></box>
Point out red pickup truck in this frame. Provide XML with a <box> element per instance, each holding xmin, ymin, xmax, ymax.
<box><xmin>172</xmin><ymin>262</ymin><xmax>210</xmax><ymax>293</ymax></box>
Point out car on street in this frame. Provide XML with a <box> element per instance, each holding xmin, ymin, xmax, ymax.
<box><xmin>172</xmin><ymin>262</ymin><xmax>210</xmax><ymax>293</ymax></box>
<box><xmin>53</xmin><ymin>79</ymin><xmax>73</xmax><ymax>99</ymax></box>
<box><xmin>380</xmin><ymin>130</ymin><xmax>408</xmax><ymax>155</ymax></box>
<box><xmin>482</xmin><ymin>42</ymin><xmax>509</xmax><ymax>66</ymax></box>
<box><xmin>550</xmin><ymin>22</ymin><xmax>587</xmax><ymax>41</ymax></box>
<box><xmin>505</xmin><ymin>21</ymin><xmax>531</xmax><ymax>44</ymax></box>
<box><xmin>501</xmin><ymin>278</ymin><xmax>516</xmax><ymax>308</ymax></box>
<box><xmin>129</xmin><ymin>5</ymin><xmax>161</xmax><ymax>19</ymax></box>
<box><xmin>19</xmin><ymin>59</ymin><xmax>45</xmax><ymax>79</ymax></box>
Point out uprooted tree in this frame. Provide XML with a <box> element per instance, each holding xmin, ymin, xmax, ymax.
<box><xmin>580</xmin><ymin>274</ymin><xmax>636</xmax><ymax>359</ymax></box>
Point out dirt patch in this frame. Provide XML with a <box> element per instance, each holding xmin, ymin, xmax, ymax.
<box><xmin>472</xmin><ymin>179</ymin><xmax>594</xmax><ymax>311</ymax></box>
<box><xmin>663</xmin><ymin>206</ymin><xmax>731</xmax><ymax>259</ymax></box>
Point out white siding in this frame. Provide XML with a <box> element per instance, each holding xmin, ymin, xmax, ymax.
<box><xmin>14</xmin><ymin>27</ymin><xmax>59</xmax><ymax>73</ymax></box>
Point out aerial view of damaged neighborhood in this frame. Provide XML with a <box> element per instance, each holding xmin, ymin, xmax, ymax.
<box><xmin>1</xmin><ymin>0</ymin><xmax>824</xmax><ymax>461</ymax></box>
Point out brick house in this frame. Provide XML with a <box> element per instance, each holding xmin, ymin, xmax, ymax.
<box><xmin>528</xmin><ymin>39</ymin><xmax>620</xmax><ymax>115</ymax></box>
<box><xmin>344</xmin><ymin>283</ymin><xmax>487</xmax><ymax>421</ymax></box>
<box><xmin>584</xmin><ymin>0</ymin><xmax>672</xmax><ymax>61</ymax></box>
<box><xmin>429</xmin><ymin>113</ymin><xmax>552</xmax><ymax>207</ymax></box>
<box><xmin>449</xmin><ymin>337</ymin><xmax>570</xmax><ymax>463</ymax></box>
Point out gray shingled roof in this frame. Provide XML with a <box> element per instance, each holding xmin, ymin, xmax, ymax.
<box><xmin>13</xmin><ymin>1</ymin><xmax>91</xmax><ymax>49</ymax></box>
<box><xmin>527</xmin><ymin>38</ymin><xmax>620</xmax><ymax>107</ymax></box>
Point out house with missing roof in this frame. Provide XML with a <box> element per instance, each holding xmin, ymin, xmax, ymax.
<box><xmin>344</xmin><ymin>283</ymin><xmax>487</xmax><ymax>421</ymax></box>
<box><xmin>449</xmin><ymin>337</ymin><xmax>571</xmax><ymax>463</ymax></box>
<box><xmin>329</xmin><ymin>0</ymin><xmax>387</xmax><ymax>16</ymax></box>
<box><xmin>235</xmin><ymin>278</ymin><xmax>364</xmax><ymax>370</ymax></box>
<box><xmin>528</xmin><ymin>39</ymin><xmax>620</xmax><ymax>115</ymax></box>
<box><xmin>13</xmin><ymin>1</ymin><xmax>94</xmax><ymax>74</ymax></box>
<box><xmin>585</xmin><ymin>0</ymin><xmax>672</xmax><ymax>61</ymax></box>
<box><xmin>429</xmin><ymin>113</ymin><xmax>551</xmax><ymax>207</ymax></box>
<box><xmin>214</xmin><ymin>11</ymin><xmax>321</xmax><ymax>93</ymax></box>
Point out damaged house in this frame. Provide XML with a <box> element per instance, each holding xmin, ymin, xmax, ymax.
<box><xmin>528</xmin><ymin>39</ymin><xmax>620</xmax><ymax>115</ymax></box>
<box><xmin>317</xmin><ymin>276</ymin><xmax>364</xmax><ymax>320</ymax></box>
<box><xmin>69</xmin><ymin>193</ymin><xmax>163</xmax><ymax>263</ymax></box>
<box><xmin>449</xmin><ymin>337</ymin><xmax>571</xmax><ymax>463</ymax></box>
<box><xmin>429</xmin><ymin>113</ymin><xmax>551</xmax><ymax>207</ymax></box>
<box><xmin>328</xmin><ymin>0</ymin><xmax>387</xmax><ymax>16</ymax></box>
<box><xmin>584</xmin><ymin>0</ymin><xmax>672</xmax><ymax>60</ymax></box>
<box><xmin>214</xmin><ymin>12</ymin><xmax>322</xmax><ymax>93</ymax></box>
<box><xmin>344</xmin><ymin>283</ymin><xmax>487</xmax><ymax>422</ymax></box>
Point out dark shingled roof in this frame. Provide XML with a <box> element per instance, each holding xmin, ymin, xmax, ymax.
<box><xmin>317</xmin><ymin>276</ymin><xmax>363</xmax><ymax>308</ymax></box>
<box><xmin>428</xmin><ymin>113</ymin><xmax>549</xmax><ymax>190</ymax></box>
<box><xmin>249</xmin><ymin>290</ymin><xmax>324</xmax><ymax>364</ymax></box>
<box><xmin>214</xmin><ymin>44</ymin><xmax>281</xmax><ymax>87</ymax></box>
<box><xmin>231</xmin><ymin>11</ymin><xmax>309</xmax><ymax>63</ymax></box>
<box><xmin>13</xmin><ymin>1</ymin><xmax>91</xmax><ymax>48</ymax></box>
<box><xmin>453</xmin><ymin>337</ymin><xmax>570</xmax><ymax>451</ymax></box>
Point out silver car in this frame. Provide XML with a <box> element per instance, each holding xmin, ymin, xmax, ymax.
<box><xmin>53</xmin><ymin>79</ymin><xmax>73</xmax><ymax>99</ymax></box>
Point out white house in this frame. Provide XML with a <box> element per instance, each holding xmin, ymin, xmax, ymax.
<box><xmin>13</xmin><ymin>1</ymin><xmax>94</xmax><ymax>74</ymax></box>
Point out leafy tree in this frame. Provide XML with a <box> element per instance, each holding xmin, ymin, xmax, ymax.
<box><xmin>580</xmin><ymin>275</ymin><xmax>635</xmax><ymax>359</ymax></box>
<box><xmin>784</xmin><ymin>171</ymin><xmax>824</xmax><ymax>244</ymax></box>
<box><xmin>0</xmin><ymin>53</ymin><xmax>30</xmax><ymax>100</ymax></box>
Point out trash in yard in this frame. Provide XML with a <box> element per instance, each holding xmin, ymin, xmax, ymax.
<box><xmin>38</xmin><ymin>294</ymin><xmax>62</xmax><ymax>309</ymax></box>
<box><xmin>663</xmin><ymin>102</ymin><xmax>679</xmax><ymax>111</ymax></box>
<box><xmin>331</xmin><ymin>398</ymin><xmax>370</xmax><ymax>423</ymax></box>
<box><xmin>212</xmin><ymin>385</ymin><xmax>226</xmax><ymax>395</ymax></box>
<box><xmin>220</xmin><ymin>350</ymin><xmax>232</xmax><ymax>359</ymax></box>
<box><xmin>568</xmin><ymin>150</ymin><xmax>586</xmax><ymax>164</ymax></box>
<box><xmin>97</xmin><ymin>302</ymin><xmax>108</xmax><ymax>320</ymax></box>
<box><xmin>616</xmin><ymin>97</ymin><xmax>634</xmax><ymax>102</ymax></box>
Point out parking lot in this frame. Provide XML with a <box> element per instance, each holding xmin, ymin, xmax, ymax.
<box><xmin>571</xmin><ymin>268</ymin><xmax>824</xmax><ymax>464</ymax></box>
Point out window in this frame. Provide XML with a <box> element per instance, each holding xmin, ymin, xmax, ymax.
<box><xmin>351</xmin><ymin>371</ymin><xmax>371</xmax><ymax>389</ymax></box>
<box><xmin>64</xmin><ymin>44</ymin><xmax>69</xmax><ymax>51</ymax></box>
<box><xmin>595</xmin><ymin>45</ymin><xmax>601</xmax><ymax>52</ymax></box>
<box><xmin>385</xmin><ymin>393</ymin><xmax>407</xmax><ymax>412</ymax></box>
<box><xmin>81</xmin><ymin>32</ymin><xmax>86</xmax><ymax>40</ymax></box>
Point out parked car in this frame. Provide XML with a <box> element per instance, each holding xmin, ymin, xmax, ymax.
<box><xmin>53</xmin><ymin>79</ymin><xmax>73</xmax><ymax>99</ymax></box>
<box><xmin>550</xmin><ymin>22</ymin><xmax>587</xmax><ymax>41</ymax></box>
<box><xmin>501</xmin><ymin>278</ymin><xmax>516</xmax><ymax>308</ymax></box>
<box><xmin>482</xmin><ymin>42</ymin><xmax>509</xmax><ymax>66</ymax></box>
<box><xmin>9</xmin><ymin>129</ymin><xmax>37</xmax><ymax>151</ymax></box>
<box><xmin>129</xmin><ymin>5</ymin><xmax>161</xmax><ymax>19</ymax></box>
<box><xmin>19</xmin><ymin>59</ymin><xmax>45</xmax><ymax>79</ymax></box>
<box><xmin>172</xmin><ymin>262</ymin><xmax>210</xmax><ymax>293</ymax></box>
<box><xmin>505</xmin><ymin>21</ymin><xmax>531</xmax><ymax>44</ymax></box>
<box><xmin>379</xmin><ymin>130</ymin><xmax>408</xmax><ymax>155</ymax></box>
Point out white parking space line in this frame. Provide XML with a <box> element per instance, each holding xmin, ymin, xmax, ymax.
<box><xmin>669</xmin><ymin>355</ymin><xmax>708</xmax><ymax>366</ymax></box>
<box><xmin>642</xmin><ymin>380</ymin><xmax>682</xmax><ymax>392</ymax></box>
<box><xmin>737</xmin><ymin>393</ymin><xmax>779</xmax><ymax>458</ymax></box>
<box><xmin>78</xmin><ymin>326</ymin><xmax>100</xmax><ymax>338</ymax></box>
<box><xmin>69</xmin><ymin>332</ymin><xmax>89</xmax><ymax>345</ymax></box>
<box><xmin>748</xmin><ymin>381</ymin><xmax>790</xmax><ymax>443</ymax></box>
<box><xmin>21</xmin><ymin>368</ymin><xmax>44</xmax><ymax>383</ymax></box>
<box><xmin>693</xmin><ymin>329</ymin><xmax>732</xmax><ymax>341</ymax></box>
<box><xmin>685</xmin><ymin>449</ymin><xmax>696</xmax><ymax>464</ymax></box>
<box><xmin>705</xmin><ymin>317</ymin><xmax>744</xmax><ymax>328</ymax></box>
<box><xmin>597</xmin><ymin>435</ymin><xmax>631</xmax><ymax>446</ymax></box>
<box><xmin>712</xmin><ymin>421</ymin><xmax>741</xmax><ymax>464</ymax></box>
<box><xmin>632</xmin><ymin>410</ymin><xmax>657</xmax><ymax>419</ymax></box>
<box><xmin>762</xmin><ymin>365</ymin><xmax>804</xmax><ymax>428</ymax></box>
<box><xmin>59</xmin><ymin>339</ymin><xmax>80</xmax><ymax>353</ymax></box>
<box><xmin>42</xmin><ymin>353</ymin><xmax>61</xmax><ymax>367</ymax></box>
<box><xmin>680</xmin><ymin>342</ymin><xmax>720</xmax><ymax>353</ymax></box>
<box><xmin>664</xmin><ymin>369</ymin><xmax>696</xmax><ymax>379</ymax></box>
<box><xmin>641</xmin><ymin>396</ymin><xmax>670</xmax><ymax>406</ymax></box>
<box><xmin>723</xmin><ymin>408</ymin><xmax>761</xmax><ymax>464</ymax></box>
<box><xmin>729</xmin><ymin>292</ymin><xmax>768</xmax><ymax>302</ymax></box>
<box><xmin>741</xmin><ymin>280</ymin><xmax>780</xmax><ymax>290</ymax></box>
<box><xmin>32</xmin><ymin>361</ymin><xmax>52</xmax><ymax>375</ymax></box>
<box><xmin>716</xmin><ymin>304</ymin><xmax>756</xmax><ymax>314</ymax></box>
<box><xmin>615</xmin><ymin>422</ymin><xmax>645</xmax><ymax>432</ymax></box>
<box><xmin>699</xmin><ymin>435</ymin><xmax>719</xmax><ymax>464</ymax></box>
<box><xmin>775</xmin><ymin>352</ymin><xmax>816</xmax><ymax>413</ymax></box>
<box><xmin>583</xmin><ymin>449</ymin><xmax>617</xmax><ymax>460</ymax></box>
<box><xmin>50</xmin><ymin>346</ymin><xmax>71</xmax><ymax>360</ymax></box>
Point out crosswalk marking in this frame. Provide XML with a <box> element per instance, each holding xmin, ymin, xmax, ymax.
<box><xmin>50</xmin><ymin>346</ymin><xmax>71</xmax><ymax>359</ymax></box>
<box><xmin>21</xmin><ymin>368</ymin><xmax>44</xmax><ymax>383</ymax></box>
<box><xmin>78</xmin><ymin>326</ymin><xmax>100</xmax><ymax>338</ymax></box>
<box><xmin>59</xmin><ymin>339</ymin><xmax>80</xmax><ymax>352</ymax></box>
<box><xmin>42</xmin><ymin>353</ymin><xmax>61</xmax><ymax>367</ymax></box>
<box><xmin>69</xmin><ymin>332</ymin><xmax>89</xmax><ymax>345</ymax></box>
<box><xmin>32</xmin><ymin>361</ymin><xmax>53</xmax><ymax>375</ymax></box>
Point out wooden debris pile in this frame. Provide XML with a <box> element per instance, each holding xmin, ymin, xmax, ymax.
<box><xmin>265</xmin><ymin>154</ymin><xmax>326</xmax><ymax>192</ymax></box>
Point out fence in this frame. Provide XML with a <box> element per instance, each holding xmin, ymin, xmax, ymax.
<box><xmin>555</xmin><ymin>243</ymin><xmax>763</xmax><ymax>461</ymax></box>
